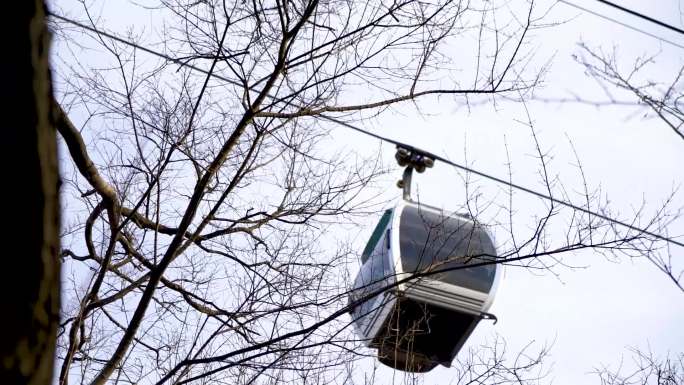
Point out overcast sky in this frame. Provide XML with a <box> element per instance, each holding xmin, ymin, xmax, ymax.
<box><xmin>52</xmin><ymin>0</ymin><xmax>684</xmax><ymax>384</ymax></box>
<box><xmin>348</xmin><ymin>1</ymin><xmax>684</xmax><ymax>383</ymax></box>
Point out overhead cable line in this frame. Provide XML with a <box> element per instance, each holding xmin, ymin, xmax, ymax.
<box><xmin>49</xmin><ymin>12</ymin><xmax>238</xmax><ymax>85</ymax></box>
<box><xmin>49</xmin><ymin>12</ymin><xmax>684</xmax><ymax>248</ymax></box>
<box><xmin>594</xmin><ymin>0</ymin><xmax>684</xmax><ymax>36</ymax></box>
<box><xmin>322</xmin><ymin>116</ymin><xmax>684</xmax><ymax>248</ymax></box>
<box><xmin>558</xmin><ymin>0</ymin><xmax>684</xmax><ymax>50</ymax></box>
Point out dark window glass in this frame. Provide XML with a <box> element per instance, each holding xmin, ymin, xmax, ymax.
<box><xmin>361</xmin><ymin>209</ymin><xmax>393</xmax><ymax>263</ymax></box>
<box><xmin>398</xmin><ymin>205</ymin><xmax>497</xmax><ymax>293</ymax></box>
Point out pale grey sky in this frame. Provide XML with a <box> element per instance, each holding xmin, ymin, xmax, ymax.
<box><xmin>330</xmin><ymin>1</ymin><xmax>684</xmax><ymax>383</ymax></box>
<box><xmin>51</xmin><ymin>0</ymin><xmax>684</xmax><ymax>384</ymax></box>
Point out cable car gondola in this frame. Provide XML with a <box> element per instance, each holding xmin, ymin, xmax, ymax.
<box><xmin>349</xmin><ymin>146</ymin><xmax>501</xmax><ymax>372</ymax></box>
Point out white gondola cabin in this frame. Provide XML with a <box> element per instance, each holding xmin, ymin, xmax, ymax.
<box><xmin>349</xmin><ymin>199</ymin><xmax>501</xmax><ymax>372</ymax></box>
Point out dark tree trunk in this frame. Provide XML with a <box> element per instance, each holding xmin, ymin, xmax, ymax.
<box><xmin>0</xmin><ymin>1</ymin><xmax>60</xmax><ymax>385</ymax></box>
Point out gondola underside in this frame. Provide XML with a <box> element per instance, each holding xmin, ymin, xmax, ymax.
<box><xmin>370</xmin><ymin>296</ymin><xmax>480</xmax><ymax>372</ymax></box>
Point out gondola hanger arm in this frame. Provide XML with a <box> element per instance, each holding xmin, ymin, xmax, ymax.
<box><xmin>395</xmin><ymin>146</ymin><xmax>435</xmax><ymax>201</ymax></box>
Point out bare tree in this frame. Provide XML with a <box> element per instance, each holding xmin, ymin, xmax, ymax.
<box><xmin>592</xmin><ymin>348</ymin><xmax>684</xmax><ymax>385</ymax></box>
<box><xmin>575</xmin><ymin>42</ymin><xmax>684</xmax><ymax>142</ymax></box>
<box><xmin>526</xmin><ymin>42</ymin><xmax>684</xmax><ymax>291</ymax></box>
<box><xmin>47</xmin><ymin>0</ymin><xmax>680</xmax><ymax>384</ymax></box>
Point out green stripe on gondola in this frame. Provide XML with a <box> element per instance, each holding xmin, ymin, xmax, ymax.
<box><xmin>361</xmin><ymin>209</ymin><xmax>393</xmax><ymax>262</ymax></box>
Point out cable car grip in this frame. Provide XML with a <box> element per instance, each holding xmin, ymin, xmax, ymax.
<box><xmin>395</xmin><ymin>146</ymin><xmax>435</xmax><ymax>201</ymax></box>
